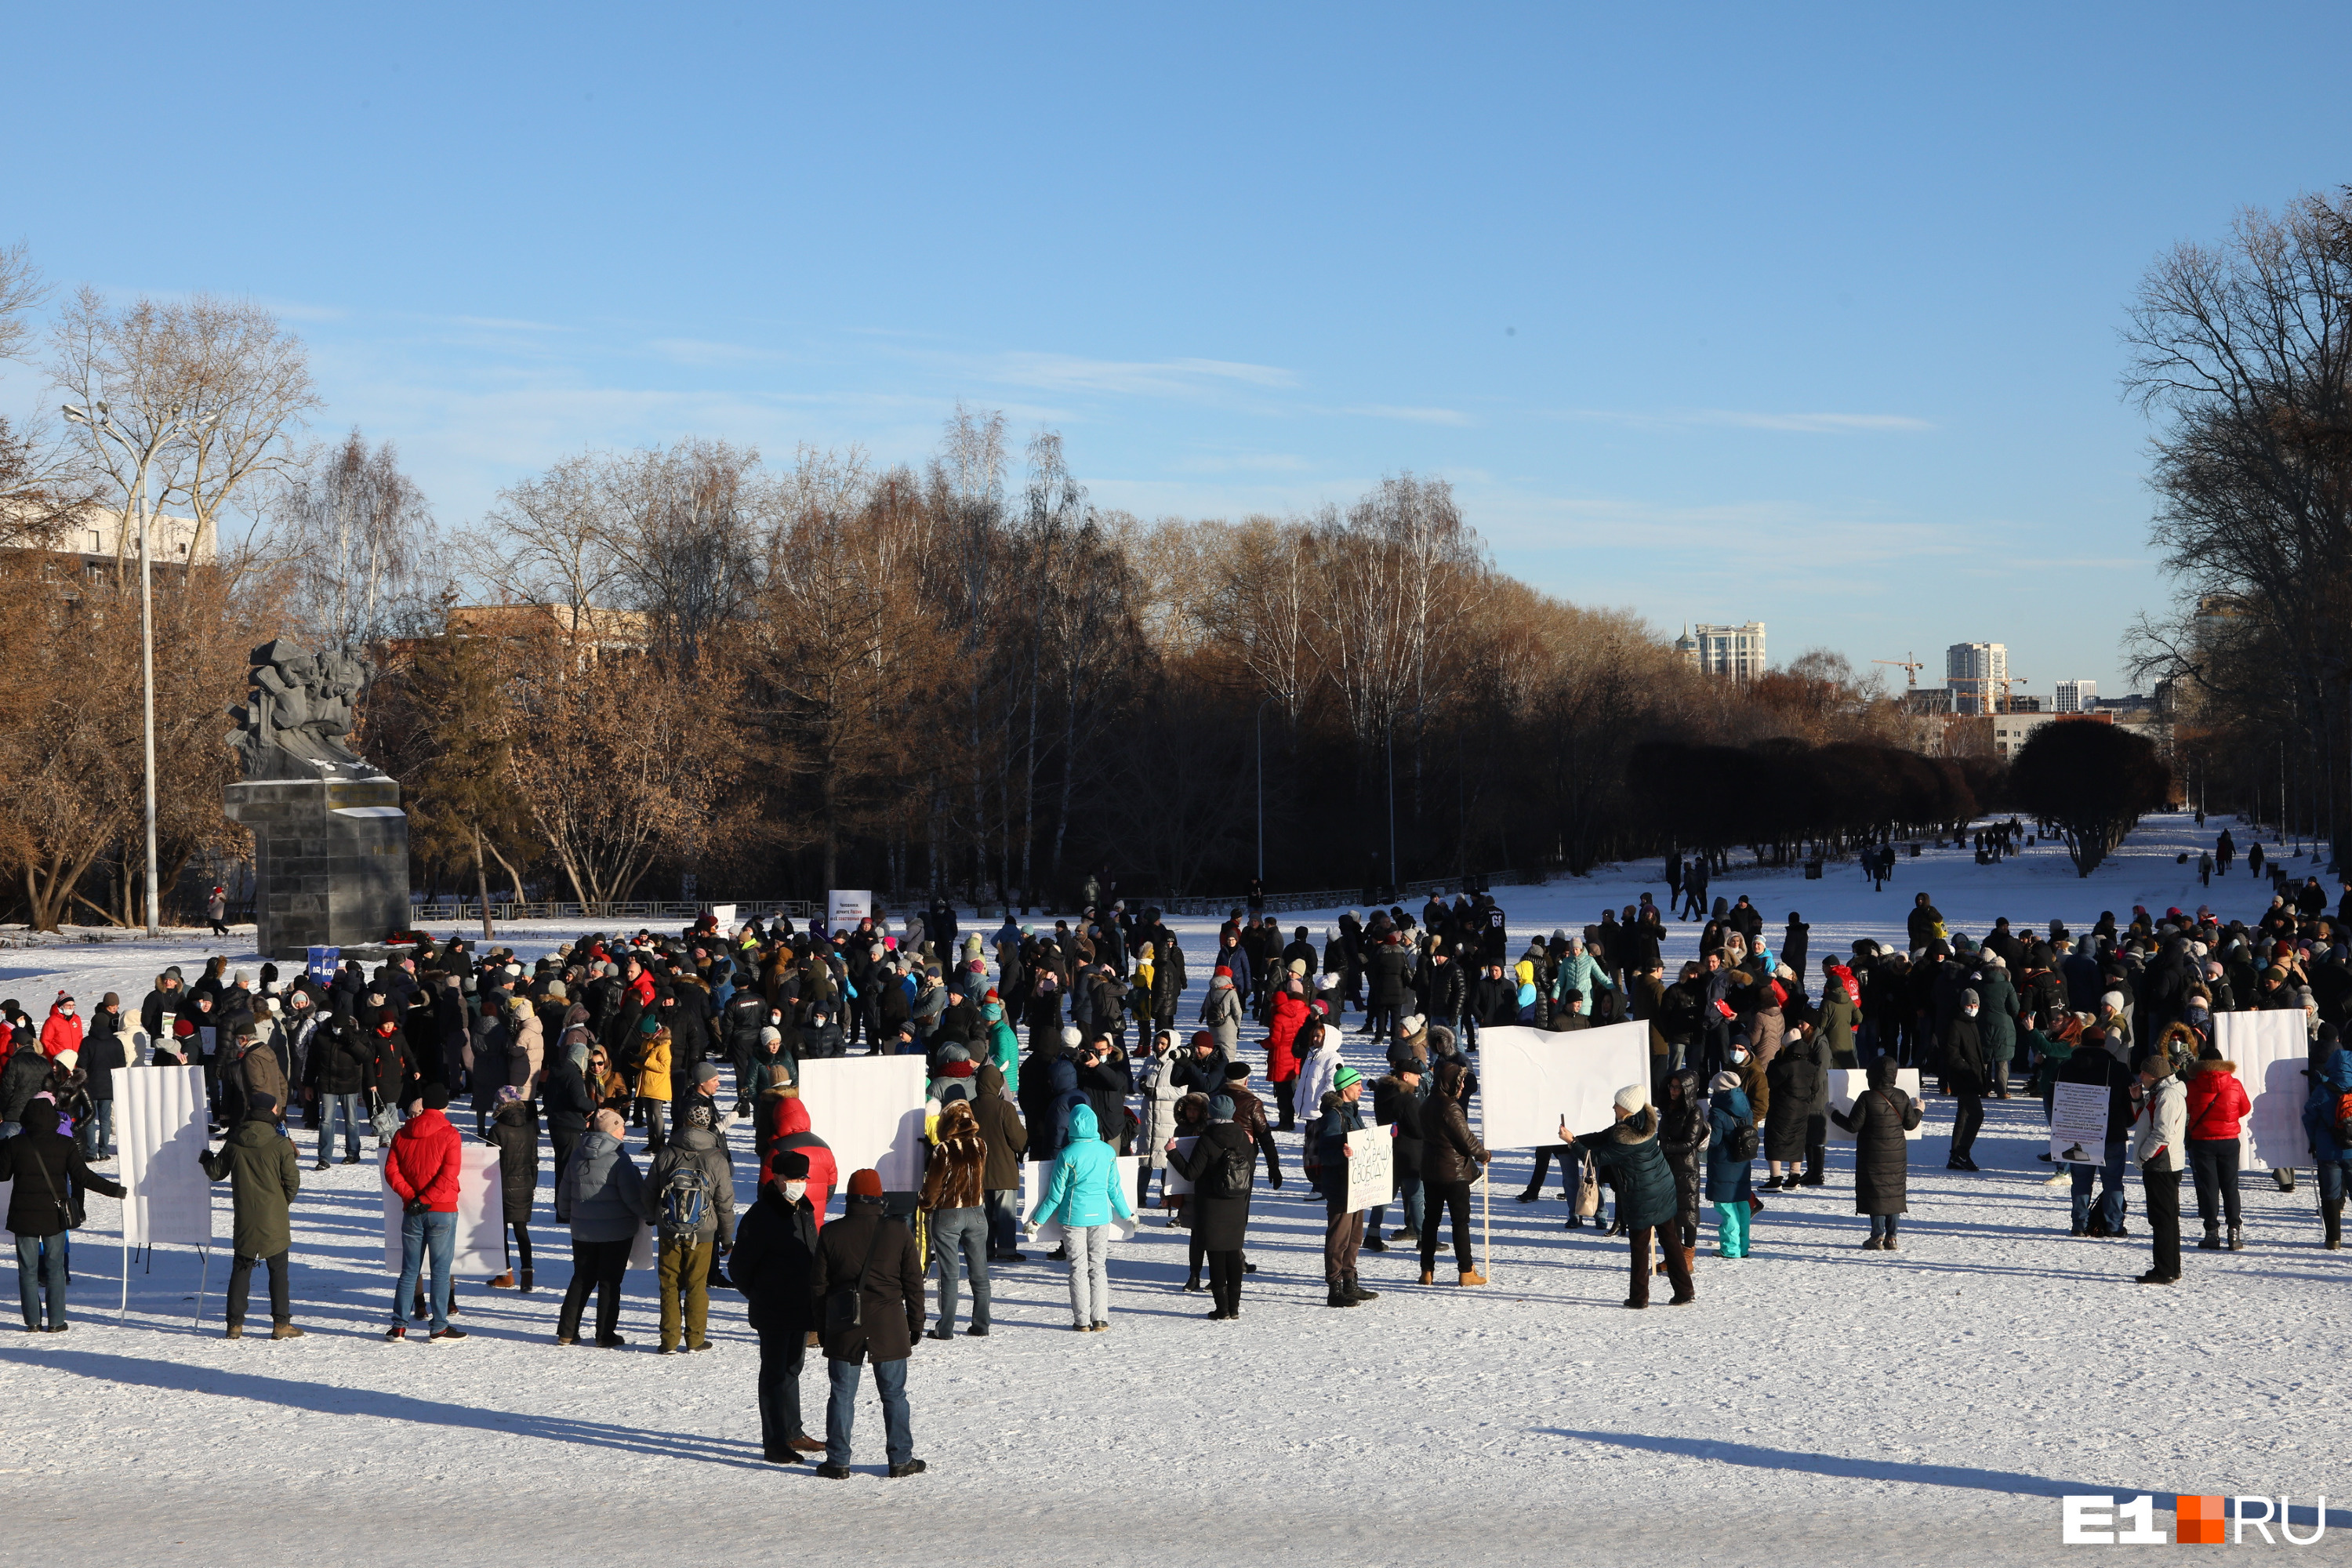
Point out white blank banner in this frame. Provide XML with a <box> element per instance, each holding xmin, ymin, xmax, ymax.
<box><xmin>380</xmin><ymin>1143</ymin><xmax>506</xmax><ymax>1273</ymax></box>
<box><xmin>1476</xmin><ymin>1022</ymin><xmax>1651</xmax><ymax>1149</ymax></box>
<box><xmin>2213</xmin><ymin>1011</ymin><xmax>2308</xmax><ymax>1170</ymax></box>
<box><xmin>795</xmin><ymin>1056</ymin><xmax>928</xmax><ymax>1200</ymax></box>
<box><xmin>1827</xmin><ymin>1068</ymin><xmax>1925</xmax><ymax>1142</ymax></box>
<box><xmin>118</xmin><ymin>1065</ymin><xmax>212</xmax><ymax>1247</ymax></box>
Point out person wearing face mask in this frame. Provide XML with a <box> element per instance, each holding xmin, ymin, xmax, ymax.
<box><xmin>1943</xmin><ymin>988</ymin><xmax>1990</xmax><ymax>1171</ymax></box>
<box><xmin>727</xmin><ymin>1149</ymin><xmax>826</xmax><ymax>1461</ymax></box>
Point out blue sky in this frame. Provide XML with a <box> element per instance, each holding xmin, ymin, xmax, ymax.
<box><xmin>6</xmin><ymin>2</ymin><xmax>2348</xmax><ymax>695</ymax></box>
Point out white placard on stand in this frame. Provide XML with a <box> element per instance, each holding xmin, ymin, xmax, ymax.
<box><xmin>380</xmin><ymin>1142</ymin><xmax>506</xmax><ymax>1273</ymax></box>
<box><xmin>1826</xmin><ymin>1068</ymin><xmax>1926</xmax><ymax>1142</ymax></box>
<box><xmin>118</xmin><ymin>1065</ymin><xmax>212</xmax><ymax>1248</ymax></box>
<box><xmin>2213</xmin><ymin>1011</ymin><xmax>2310</xmax><ymax>1170</ymax></box>
<box><xmin>794</xmin><ymin>1055</ymin><xmax>928</xmax><ymax>1203</ymax></box>
<box><xmin>1476</xmin><ymin>1022</ymin><xmax>1651</xmax><ymax>1148</ymax></box>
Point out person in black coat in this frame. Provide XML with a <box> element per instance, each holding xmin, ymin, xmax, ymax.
<box><xmin>1942</xmin><ymin>989</ymin><xmax>1989</xmax><ymax>1171</ymax></box>
<box><xmin>1076</xmin><ymin>1039</ymin><xmax>1133</xmax><ymax>1152</ymax></box>
<box><xmin>485</xmin><ymin>1087</ymin><xmax>539</xmax><ymax>1292</ymax></box>
<box><xmin>2</xmin><ymin>1101</ymin><xmax>126</xmax><ymax>1330</ymax></box>
<box><xmin>811</xmin><ymin>1171</ymin><xmax>925</xmax><ymax>1477</ymax></box>
<box><xmin>1831</xmin><ymin>1057</ymin><xmax>1923</xmax><ymax>1247</ymax></box>
<box><xmin>1780</xmin><ymin>915</ymin><xmax>1810</xmax><ymax>1000</ymax></box>
<box><xmin>1370</xmin><ymin>1064</ymin><xmax>1425</xmax><ymax>1246</ymax></box>
<box><xmin>730</xmin><ymin>1149</ymin><xmax>826</xmax><ymax>1461</ymax></box>
<box><xmin>1763</xmin><ymin>1023</ymin><xmax>1828</xmax><ymax>1189</ymax></box>
<box><xmin>1167</xmin><ymin>1094</ymin><xmax>1256</xmax><ymax>1319</ymax></box>
<box><xmin>78</xmin><ymin>996</ymin><xmax>129</xmax><ymax>1160</ymax></box>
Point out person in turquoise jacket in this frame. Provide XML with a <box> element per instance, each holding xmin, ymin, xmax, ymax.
<box><xmin>1706</xmin><ymin>1071</ymin><xmax>1757</xmax><ymax>1258</ymax></box>
<box><xmin>1029</xmin><ymin>1103</ymin><xmax>1133</xmax><ymax>1330</ymax></box>
<box><xmin>983</xmin><ymin>1000</ymin><xmax>1021</xmax><ymax>1095</ymax></box>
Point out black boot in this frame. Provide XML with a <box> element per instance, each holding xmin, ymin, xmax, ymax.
<box><xmin>1326</xmin><ymin>1282</ymin><xmax>1358</xmax><ymax>1308</ymax></box>
<box><xmin>2325</xmin><ymin>1200</ymin><xmax>2343</xmax><ymax>1251</ymax></box>
<box><xmin>2227</xmin><ymin>1225</ymin><xmax>2244</xmax><ymax>1252</ymax></box>
<box><xmin>1345</xmin><ymin>1271</ymin><xmax>1379</xmax><ymax>1302</ymax></box>
<box><xmin>2198</xmin><ymin>1224</ymin><xmax>2222</xmax><ymax>1251</ymax></box>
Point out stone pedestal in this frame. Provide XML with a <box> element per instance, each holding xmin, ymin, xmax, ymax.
<box><xmin>223</xmin><ymin>775</ymin><xmax>411</xmax><ymax>960</ymax></box>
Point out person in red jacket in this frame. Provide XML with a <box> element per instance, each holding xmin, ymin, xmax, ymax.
<box><xmin>2184</xmin><ymin>1051</ymin><xmax>2252</xmax><ymax>1252</ymax></box>
<box><xmin>1264</xmin><ymin>968</ymin><xmax>1310</xmax><ymax>1131</ymax></box>
<box><xmin>761</xmin><ymin>1095</ymin><xmax>837</xmax><ymax>1228</ymax></box>
<box><xmin>40</xmin><ymin>993</ymin><xmax>84</xmax><ymax>1060</ymax></box>
<box><xmin>384</xmin><ymin>1082</ymin><xmax>466</xmax><ymax>1341</ymax></box>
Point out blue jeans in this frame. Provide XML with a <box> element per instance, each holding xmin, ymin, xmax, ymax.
<box><xmin>318</xmin><ymin>1094</ymin><xmax>363</xmax><ymax>1163</ymax></box>
<box><xmin>930</xmin><ymin>1207</ymin><xmax>989</xmax><ymax>1330</ymax></box>
<box><xmin>78</xmin><ymin>1100</ymin><xmax>114</xmax><ymax>1160</ymax></box>
<box><xmin>393</xmin><ymin>1210</ymin><xmax>456</xmax><ymax>1331</ymax></box>
<box><xmin>2316</xmin><ymin>1158</ymin><xmax>2350</xmax><ymax>1207</ymax></box>
<box><xmin>16</xmin><ymin>1233</ymin><xmax>67</xmax><ymax>1328</ymax></box>
<box><xmin>983</xmin><ymin>1189</ymin><xmax>1019</xmax><ymax>1256</ymax></box>
<box><xmin>2071</xmin><ymin>1137</ymin><xmax>2129</xmax><ymax>1232</ymax></box>
<box><xmin>825</xmin><ymin>1355</ymin><xmax>913</xmax><ymax>1468</ymax></box>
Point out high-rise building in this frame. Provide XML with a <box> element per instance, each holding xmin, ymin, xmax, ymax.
<box><xmin>2053</xmin><ymin>679</ymin><xmax>2095</xmax><ymax>714</ymax></box>
<box><xmin>1946</xmin><ymin>641</ymin><xmax>2007</xmax><ymax>716</ymax></box>
<box><xmin>1691</xmin><ymin>622</ymin><xmax>1766</xmax><ymax>681</ymax></box>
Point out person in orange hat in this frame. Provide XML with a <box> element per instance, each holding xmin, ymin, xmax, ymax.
<box><xmin>811</xmin><ymin>1169</ymin><xmax>925</xmax><ymax>1478</ymax></box>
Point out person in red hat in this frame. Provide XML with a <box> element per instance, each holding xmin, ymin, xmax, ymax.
<box><xmin>811</xmin><ymin>1169</ymin><xmax>925</xmax><ymax>1479</ymax></box>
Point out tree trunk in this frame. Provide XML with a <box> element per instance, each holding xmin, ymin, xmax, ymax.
<box><xmin>472</xmin><ymin>823</ymin><xmax>497</xmax><ymax>941</ymax></box>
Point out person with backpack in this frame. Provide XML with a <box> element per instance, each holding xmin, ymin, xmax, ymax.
<box><xmin>2</xmin><ymin>1100</ymin><xmax>125</xmax><ymax>1330</ymax></box>
<box><xmin>918</xmin><ymin>1098</ymin><xmax>991</xmax><ymax>1338</ymax></box>
<box><xmin>644</xmin><ymin>1102</ymin><xmax>735</xmax><ymax>1352</ymax></box>
<box><xmin>1560</xmin><ymin>1084</ymin><xmax>1693</xmax><ymax>1308</ymax></box>
<box><xmin>1706</xmin><ymin>1070</ymin><xmax>1759</xmax><ymax>1258</ymax></box>
<box><xmin>1167</xmin><ymin>1092</ymin><xmax>1257</xmax><ymax>1319</ymax></box>
<box><xmin>198</xmin><ymin>1091</ymin><xmax>305</xmax><ymax>1339</ymax></box>
<box><xmin>730</xmin><ymin>1148</ymin><xmax>826</xmax><ymax>1461</ymax></box>
<box><xmin>813</xmin><ymin>1168</ymin><xmax>926</xmax><ymax>1479</ymax></box>
<box><xmin>1831</xmin><ymin>1057</ymin><xmax>1924</xmax><ymax>1250</ymax></box>
<box><xmin>1027</xmin><ymin>1103</ymin><xmax>1134</xmax><ymax>1330</ymax></box>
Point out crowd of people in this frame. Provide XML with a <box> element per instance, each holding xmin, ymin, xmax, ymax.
<box><xmin>4</xmin><ymin>833</ymin><xmax>2350</xmax><ymax>1472</ymax></box>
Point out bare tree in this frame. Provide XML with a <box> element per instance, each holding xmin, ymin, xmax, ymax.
<box><xmin>272</xmin><ymin>430</ymin><xmax>441</xmax><ymax>651</ymax></box>
<box><xmin>478</xmin><ymin>452</ymin><xmax>632</xmax><ymax>623</ymax></box>
<box><xmin>597</xmin><ymin>437</ymin><xmax>769</xmax><ymax>670</ymax></box>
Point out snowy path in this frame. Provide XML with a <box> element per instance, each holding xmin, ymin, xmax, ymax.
<box><xmin>5</xmin><ymin>812</ymin><xmax>2345</xmax><ymax>1566</ymax></box>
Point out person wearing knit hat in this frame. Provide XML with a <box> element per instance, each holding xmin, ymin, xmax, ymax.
<box><xmin>1559</xmin><ymin>1081</ymin><xmax>1690</xmax><ymax>1306</ymax></box>
<box><xmin>198</xmin><ymin>1082</ymin><xmax>302</xmax><ymax>1339</ymax></box>
<box><xmin>813</xmin><ymin>1169</ymin><xmax>926</xmax><ymax>1477</ymax></box>
<box><xmin>1943</xmin><ymin>987</ymin><xmax>1988</xmax><ymax>1173</ymax></box>
<box><xmin>648</xmin><ymin>1088</ymin><xmax>736</xmax><ymax>1353</ymax></box>
<box><xmin>729</xmin><ymin>1140</ymin><xmax>826</xmax><ymax>1456</ymax></box>
<box><xmin>1307</xmin><ymin>1061</ymin><xmax>1377</xmax><ymax>1308</ymax></box>
<box><xmin>1166</xmin><ymin>1089</ymin><xmax>1257</xmax><ymax>1319</ymax></box>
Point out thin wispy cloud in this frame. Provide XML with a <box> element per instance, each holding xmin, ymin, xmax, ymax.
<box><xmin>646</xmin><ymin>337</ymin><xmax>789</xmax><ymax>367</ymax></box>
<box><xmin>1555</xmin><ymin>408</ymin><xmax>1933</xmax><ymax>434</ymax></box>
<box><xmin>990</xmin><ymin>352</ymin><xmax>1297</xmax><ymax>397</ymax></box>
<box><xmin>1339</xmin><ymin>404</ymin><xmax>1472</xmax><ymax>426</ymax></box>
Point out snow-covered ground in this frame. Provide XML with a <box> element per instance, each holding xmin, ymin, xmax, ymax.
<box><xmin>5</xmin><ymin>812</ymin><xmax>2347</xmax><ymax>1566</ymax></box>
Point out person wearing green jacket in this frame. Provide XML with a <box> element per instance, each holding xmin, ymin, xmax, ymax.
<box><xmin>199</xmin><ymin>1093</ymin><xmax>306</xmax><ymax>1339</ymax></box>
<box><xmin>1563</xmin><ymin>1084</ymin><xmax>1693</xmax><ymax>1309</ymax></box>
<box><xmin>1028</xmin><ymin>1102</ymin><xmax>1133</xmax><ymax>1330</ymax></box>
<box><xmin>982</xmin><ymin>1000</ymin><xmax>1020</xmax><ymax>1095</ymax></box>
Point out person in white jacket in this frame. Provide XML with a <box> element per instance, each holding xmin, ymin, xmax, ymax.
<box><xmin>2134</xmin><ymin>1053</ymin><xmax>2189</xmax><ymax>1287</ymax></box>
<box><xmin>1294</xmin><ymin>1007</ymin><xmax>1348</xmax><ymax>1132</ymax></box>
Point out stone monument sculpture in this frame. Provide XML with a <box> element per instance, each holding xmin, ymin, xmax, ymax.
<box><xmin>221</xmin><ymin>640</ymin><xmax>411</xmax><ymax>959</ymax></box>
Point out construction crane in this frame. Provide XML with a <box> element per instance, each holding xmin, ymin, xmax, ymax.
<box><xmin>1873</xmin><ymin>654</ymin><xmax>1925</xmax><ymax>689</ymax></box>
<box><xmin>1992</xmin><ymin>672</ymin><xmax>2029</xmax><ymax>711</ymax></box>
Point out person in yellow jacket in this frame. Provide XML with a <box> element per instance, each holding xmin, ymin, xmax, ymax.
<box><xmin>637</xmin><ymin>1022</ymin><xmax>675</xmax><ymax>1154</ymax></box>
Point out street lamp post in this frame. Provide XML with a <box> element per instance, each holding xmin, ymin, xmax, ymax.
<box><xmin>62</xmin><ymin>397</ymin><xmax>209</xmax><ymax>939</ymax></box>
